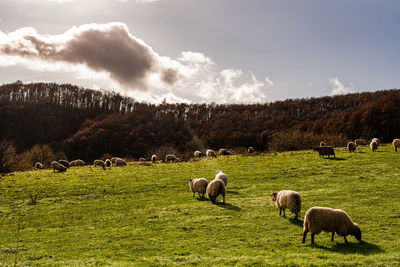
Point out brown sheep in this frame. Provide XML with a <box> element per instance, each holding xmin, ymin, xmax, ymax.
<box><xmin>313</xmin><ymin>146</ymin><xmax>335</xmax><ymax>158</ymax></box>
<box><xmin>347</xmin><ymin>142</ymin><xmax>356</xmax><ymax>153</ymax></box>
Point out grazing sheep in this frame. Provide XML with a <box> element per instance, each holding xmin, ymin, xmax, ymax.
<box><xmin>70</xmin><ymin>159</ymin><xmax>86</xmax><ymax>167</ymax></box>
<box><xmin>206</xmin><ymin>179</ymin><xmax>226</xmax><ymax>203</ymax></box>
<box><xmin>392</xmin><ymin>139</ymin><xmax>400</xmax><ymax>152</ymax></box>
<box><xmin>35</xmin><ymin>162</ymin><xmax>43</xmax><ymax>169</ymax></box>
<box><xmin>248</xmin><ymin>147</ymin><xmax>254</xmax><ymax>153</ymax></box>
<box><xmin>313</xmin><ymin>146</ymin><xmax>335</xmax><ymax>158</ymax></box>
<box><xmin>58</xmin><ymin>159</ymin><xmax>70</xmax><ymax>168</ymax></box>
<box><xmin>370</xmin><ymin>140</ymin><xmax>378</xmax><ymax>152</ymax></box>
<box><xmin>151</xmin><ymin>154</ymin><xmax>157</xmax><ymax>163</ymax></box>
<box><xmin>93</xmin><ymin>159</ymin><xmax>106</xmax><ymax>170</ymax></box>
<box><xmin>215</xmin><ymin>171</ymin><xmax>228</xmax><ymax>186</ymax></box>
<box><xmin>347</xmin><ymin>142</ymin><xmax>356</xmax><ymax>153</ymax></box>
<box><xmin>354</xmin><ymin>139</ymin><xmax>366</xmax><ymax>146</ymax></box>
<box><xmin>105</xmin><ymin>159</ymin><xmax>111</xmax><ymax>167</ymax></box>
<box><xmin>139</xmin><ymin>157</ymin><xmax>147</xmax><ymax>162</ymax></box>
<box><xmin>51</xmin><ymin>161</ymin><xmax>67</xmax><ymax>172</ymax></box>
<box><xmin>206</xmin><ymin>149</ymin><xmax>217</xmax><ymax>158</ymax></box>
<box><xmin>111</xmin><ymin>157</ymin><xmax>118</xmax><ymax>165</ymax></box>
<box><xmin>188</xmin><ymin>178</ymin><xmax>208</xmax><ymax>198</ymax></box>
<box><xmin>372</xmin><ymin>138</ymin><xmax>380</xmax><ymax>146</ymax></box>
<box><xmin>219</xmin><ymin>148</ymin><xmax>231</xmax><ymax>155</ymax></box>
<box><xmin>271</xmin><ymin>190</ymin><xmax>301</xmax><ymax>220</ymax></box>
<box><xmin>165</xmin><ymin>154</ymin><xmax>179</xmax><ymax>163</ymax></box>
<box><xmin>320</xmin><ymin>142</ymin><xmax>326</xmax><ymax>147</ymax></box>
<box><xmin>302</xmin><ymin>207</ymin><xmax>362</xmax><ymax>244</ymax></box>
<box><xmin>115</xmin><ymin>158</ymin><xmax>127</xmax><ymax>166</ymax></box>
<box><xmin>194</xmin><ymin>150</ymin><xmax>203</xmax><ymax>157</ymax></box>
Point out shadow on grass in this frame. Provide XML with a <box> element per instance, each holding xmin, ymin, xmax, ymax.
<box><xmin>326</xmin><ymin>157</ymin><xmax>346</xmax><ymax>160</ymax></box>
<box><xmin>214</xmin><ymin>202</ymin><xmax>242</xmax><ymax>211</ymax></box>
<box><xmin>227</xmin><ymin>190</ymin><xmax>239</xmax><ymax>195</ymax></box>
<box><xmin>288</xmin><ymin>217</ymin><xmax>303</xmax><ymax>227</ymax></box>
<box><xmin>315</xmin><ymin>241</ymin><xmax>384</xmax><ymax>255</ymax></box>
<box><xmin>195</xmin><ymin>197</ymin><xmax>208</xmax><ymax>201</ymax></box>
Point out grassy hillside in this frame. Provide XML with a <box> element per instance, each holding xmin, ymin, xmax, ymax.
<box><xmin>1</xmin><ymin>145</ymin><xmax>400</xmax><ymax>265</ymax></box>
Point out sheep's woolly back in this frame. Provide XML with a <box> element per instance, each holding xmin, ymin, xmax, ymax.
<box><xmin>206</xmin><ymin>149</ymin><xmax>216</xmax><ymax>157</ymax></box>
<box><xmin>194</xmin><ymin>151</ymin><xmax>203</xmax><ymax>157</ymax></box>
<box><xmin>165</xmin><ymin>154</ymin><xmax>178</xmax><ymax>162</ymax></box>
<box><xmin>303</xmin><ymin>207</ymin><xmax>358</xmax><ymax>237</ymax></box>
<box><xmin>189</xmin><ymin>178</ymin><xmax>208</xmax><ymax>194</ymax></box>
<box><xmin>115</xmin><ymin>158</ymin><xmax>127</xmax><ymax>166</ymax></box>
<box><xmin>70</xmin><ymin>159</ymin><xmax>85</xmax><ymax>166</ymax></box>
<box><xmin>354</xmin><ymin>139</ymin><xmax>366</xmax><ymax>146</ymax></box>
<box><xmin>111</xmin><ymin>157</ymin><xmax>118</xmax><ymax>164</ymax></box>
<box><xmin>215</xmin><ymin>171</ymin><xmax>228</xmax><ymax>186</ymax></box>
<box><xmin>273</xmin><ymin>190</ymin><xmax>301</xmax><ymax>214</ymax></box>
<box><xmin>51</xmin><ymin>161</ymin><xmax>66</xmax><ymax>172</ymax></box>
<box><xmin>370</xmin><ymin>141</ymin><xmax>378</xmax><ymax>151</ymax></box>
<box><xmin>206</xmin><ymin>179</ymin><xmax>226</xmax><ymax>202</ymax></box>
<box><xmin>392</xmin><ymin>139</ymin><xmax>400</xmax><ymax>149</ymax></box>
<box><xmin>58</xmin><ymin>160</ymin><xmax>70</xmax><ymax>168</ymax></box>
<box><xmin>219</xmin><ymin>148</ymin><xmax>231</xmax><ymax>155</ymax></box>
<box><xmin>35</xmin><ymin>162</ymin><xmax>43</xmax><ymax>169</ymax></box>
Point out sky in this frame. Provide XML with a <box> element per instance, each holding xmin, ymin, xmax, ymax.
<box><xmin>0</xmin><ymin>0</ymin><xmax>399</xmax><ymax>104</ymax></box>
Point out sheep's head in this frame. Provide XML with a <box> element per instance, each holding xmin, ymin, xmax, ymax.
<box><xmin>271</xmin><ymin>192</ymin><xmax>278</xmax><ymax>202</ymax></box>
<box><xmin>353</xmin><ymin>224</ymin><xmax>362</xmax><ymax>241</ymax></box>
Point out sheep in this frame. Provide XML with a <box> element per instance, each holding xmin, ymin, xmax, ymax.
<box><xmin>188</xmin><ymin>178</ymin><xmax>208</xmax><ymax>198</ymax></box>
<box><xmin>392</xmin><ymin>139</ymin><xmax>400</xmax><ymax>152</ymax></box>
<box><xmin>320</xmin><ymin>142</ymin><xmax>326</xmax><ymax>147</ymax></box>
<box><xmin>219</xmin><ymin>148</ymin><xmax>231</xmax><ymax>155</ymax></box>
<box><xmin>194</xmin><ymin>150</ymin><xmax>203</xmax><ymax>157</ymax></box>
<box><xmin>111</xmin><ymin>157</ymin><xmax>118</xmax><ymax>165</ymax></box>
<box><xmin>51</xmin><ymin>161</ymin><xmax>67</xmax><ymax>172</ymax></box>
<box><xmin>248</xmin><ymin>147</ymin><xmax>254</xmax><ymax>153</ymax></box>
<box><xmin>70</xmin><ymin>159</ymin><xmax>86</xmax><ymax>167</ymax></box>
<box><xmin>206</xmin><ymin>149</ymin><xmax>217</xmax><ymax>158</ymax></box>
<box><xmin>139</xmin><ymin>157</ymin><xmax>147</xmax><ymax>162</ymax></box>
<box><xmin>58</xmin><ymin>159</ymin><xmax>70</xmax><ymax>168</ymax></box>
<box><xmin>206</xmin><ymin>179</ymin><xmax>226</xmax><ymax>203</ymax></box>
<box><xmin>354</xmin><ymin>139</ymin><xmax>366</xmax><ymax>146</ymax></box>
<box><xmin>271</xmin><ymin>190</ymin><xmax>301</xmax><ymax>220</ymax></box>
<box><xmin>151</xmin><ymin>154</ymin><xmax>157</xmax><ymax>163</ymax></box>
<box><xmin>313</xmin><ymin>146</ymin><xmax>335</xmax><ymax>158</ymax></box>
<box><xmin>215</xmin><ymin>171</ymin><xmax>228</xmax><ymax>186</ymax></box>
<box><xmin>302</xmin><ymin>207</ymin><xmax>362</xmax><ymax>244</ymax></box>
<box><xmin>347</xmin><ymin>142</ymin><xmax>356</xmax><ymax>153</ymax></box>
<box><xmin>115</xmin><ymin>158</ymin><xmax>127</xmax><ymax>166</ymax></box>
<box><xmin>370</xmin><ymin>140</ymin><xmax>378</xmax><ymax>152</ymax></box>
<box><xmin>93</xmin><ymin>159</ymin><xmax>106</xmax><ymax>170</ymax></box>
<box><xmin>35</xmin><ymin>162</ymin><xmax>43</xmax><ymax>169</ymax></box>
<box><xmin>165</xmin><ymin>154</ymin><xmax>179</xmax><ymax>163</ymax></box>
<box><xmin>105</xmin><ymin>159</ymin><xmax>111</xmax><ymax>167</ymax></box>
<box><xmin>372</xmin><ymin>138</ymin><xmax>380</xmax><ymax>146</ymax></box>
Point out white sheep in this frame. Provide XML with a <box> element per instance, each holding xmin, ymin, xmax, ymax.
<box><xmin>165</xmin><ymin>154</ymin><xmax>179</xmax><ymax>163</ymax></box>
<box><xmin>115</xmin><ymin>158</ymin><xmax>127</xmax><ymax>166</ymax></box>
<box><xmin>93</xmin><ymin>159</ymin><xmax>106</xmax><ymax>170</ymax></box>
<box><xmin>354</xmin><ymin>139</ymin><xmax>366</xmax><ymax>146</ymax></box>
<box><xmin>271</xmin><ymin>190</ymin><xmax>301</xmax><ymax>220</ymax></box>
<box><xmin>372</xmin><ymin>138</ymin><xmax>380</xmax><ymax>146</ymax></box>
<box><xmin>51</xmin><ymin>161</ymin><xmax>67</xmax><ymax>172</ymax></box>
<box><xmin>35</xmin><ymin>162</ymin><xmax>43</xmax><ymax>169</ymax></box>
<box><xmin>188</xmin><ymin>178</ymin><xmax>208</xmax><ymax>198</ymax></box>
<box><xmin>392</xmin><ymin>139</ymin><xmax>400</xmax><ymax>152</ymax></box>
<box><xmin>139</xmin><ymin>157</ymin><xmax>147</xmax><ymax>162</ymax></box>
<box><xmin>206</xmin><ymin>149</ymin><xmax>217</xmax><ymax>158</ymax></box>
<box><xmin>248</xmin><ymin>147</ymin><xmax>254</xmax><ymax>153</ymax></box>
<box><xmin>215</xmin><ymin>171</ymin><xmax>228</xmax><ymax>186</ymax></box>
<box><xmin>70</xmin><ymin>159</ymin><xmax>85</xmax><ymax>166</ymax></box>
<box><xmin>206</xmin><ymin>179</ymin><xmax>226</xmax><ymax>203</ymax></box>
<box><xmin>105</xmin><ymin>159</ymin><xmax>111</xmax><ymax>167</ymax></box>
<box><xmin>302</xmin><ymin>207</ymin><xmax>362</xmax><ymax>244</ymax></box>
<box><xmin>111</xmin><ymin>157</ymin><xmax>118</xmax><ymax>165</ymax></box>
<box><xmin>219</xmin><ymin>148</ymin><xmax>231</xmax><ymax>155</ymax></box>
<box><xmin>370</xmin><ymin>140</ymin><xmax>378</xmax><ymax>152</ymax></box>
<box><xmin>194</xmin><ymin>150</ymin><xmax>203</xmax><ymax>157</ymax></box>
<box><xmin>58</xmin><ymin>159</ymin><xmax>70</xmax><ymax>168</ymax></box>
<box><xmin>151</xmin><ymin>154</ymin><xmax>157</xmax><ymax>163</ymax></box>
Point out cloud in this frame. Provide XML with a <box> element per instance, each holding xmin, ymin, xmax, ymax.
<box><xmin>0</xmin><ymin>23</ymin><xmax>270</xmax><ymax>104</ymax></box>
<box><xmin>329</xmin><ymin>77</ymin><xmax>353</xmax><ymax>96</ymax></box>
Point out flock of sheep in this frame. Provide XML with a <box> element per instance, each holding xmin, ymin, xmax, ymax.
<box><xmin>35</xmin><ymin>157</ymin><xmax>128</xmax><ymax>172</ymax></box>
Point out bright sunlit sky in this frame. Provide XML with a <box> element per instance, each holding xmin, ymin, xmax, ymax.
<box><xmin>0</xmin><ymin>0</ymin><xmax>399</xmax><ymax>103</ymax></box>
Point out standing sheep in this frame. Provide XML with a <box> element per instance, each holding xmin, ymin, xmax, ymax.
<box><xmin>370</xmin><ymin>140</ymin><xmax>378</xmax><ymax>152</ymax></box>
<box><xmin>320</xmin><ymin>142</ymin><xmax>326</xmax><ymax>147</ymax></box>
<box><xmin>372</xmin><ymin>138</ymin><xmax>380</xmax><ymax>146</ymax></box>
<box><xmin>188</xmin><ymin>178</ymin><xmax>208</xmax><ymax>198</ymax></box>
<box><xmin>219</xmin><ymin>148</ymin><xmax>231</xmax><ymax>155</ymax></box>
<box><xmin>35</xmin><ymin>162</ymin><xmax>43</xmax><ymax>169</ymax></box>
<box><xmin>151</xmin><ymin>154</ymin><xmax>157</xmax><ymax>163</ymax></box>
<box><xmin>93</xmin><ymin>159</ymin><xmax>106</xmax><ymax>170</ymax></box>
<box><xmin>313</xmin><ymin>146</ymin><xmax>335</xmax><ymax>158</ymax></box>
<box><xmin>392</xmin><ymin>139</ymin><xmax>400</xmax><ymax>152</ymax></box>
<box><xmin>302</xmin><ymin>207</ymin><xmax>362</xmax><ymax>244</ymax></box>
<box><xmin>248</xmin><ymin>147</ymin><xmax>254</xmax><ymax>153</ymax></box>
<box><xmin>354</xmin><ymin>139</ymin><xmax>366</xmax><ymax>146</ymax></box>
<box><xmin>206</xmin><ymin>179</ymin><xmax>226</xmax><ymax>203</ymax></box>
<box><xmin>58</xmin><ymin>159</ymin><xmax>70</xmax><ymax>168</ymax></box>
<box><xmin>194</xmin><ymin>150</ymin><xmax>203</xmax><ymax>157</ymax></box>
<box><xmin>215</xmin><ymin>171</ymin><xmax>228</xmax><ymax>186</ymax></box>
<box><xmin>165</xmin><ymin>154</ymin><xmax>179</xmax><ymax>163</ymax></box>
<box><xmin>51</xmin><ymin>161</ymin><xmax>67</xmax><ymax>172</ymax></box>
<box><xmin>271</xmin><ymin>190</ymin><xmax>301</xmax><ymax>220</ymax></box>
<box><xmin>206</xmin><ymin>149</ymin><xmax>217</xmax><ymax>158</ymax></box>
<box><xmin>105</xmin><ymin>159</ymin><xmax>111</xmax><ymax>167</ymax></box>
<box><xmin>347</xmin><ymin>142</ymin><xmax>356</xmax><ymax>153</ymax></box>
<box><xmin>115</xmin><ymin>158</ymin><xmax>127</xmax><ymax>166</ymax></box>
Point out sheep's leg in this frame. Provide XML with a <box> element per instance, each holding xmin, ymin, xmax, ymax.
<box><xmin>331</xmin><ymin>232</ymin><xmax>334</xmax><ymax>241</ymax></box>
<box><xmin>295</xmin><ymin>212</ymin><xmax>299</xmax><ymax>220</ymax></box>
<box><xmin>344</xmin><ymin>236</ymin><xmax>348</xmax><ymax>243</ymax></box>
<box><xmin>302</xmin><ymin>230</ymin><xmax>308</xmax><ymax>243</ymax></box>
<box><xmin>279</xmin><ymin>208</ymin><xmax>282</xmax><ymax>216</ymax></box>
<box><xmin>283</xmin><ymin>209</ymin><xmax>286</xmax><ymax>217</ymax></box>
<box><xmin>193</xmin><ymin>192</ymin><xmax>195</xmax><ymax>197</ymax></box>
<box><xmin>222</xmin><ymin>195</ymin><xmax>225</xmax><ymax>203</ymax></box>
<box><xmin>311</xmin><ymin>234</ymin><xmax>315</xmax><ymax>244</ymax></box>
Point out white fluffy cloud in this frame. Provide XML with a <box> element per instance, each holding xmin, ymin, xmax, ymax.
<box><xmin>0</xmin><ymin>23</ymin><xmax>270</xmax><ymax>103</ymax></box>
<box><xmin>329</xmin><ymin>77</ymin><xmax>353</xmax><ymax>96</ymax></box>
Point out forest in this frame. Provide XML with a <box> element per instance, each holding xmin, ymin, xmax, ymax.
<box><xmin>1</xmin><ymin>81</ymin><xmax>400</xmax><ymax>172</ymax></box>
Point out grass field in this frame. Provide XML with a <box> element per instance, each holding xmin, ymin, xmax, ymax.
<box><xmin>1</xmin><ymin>145</ymin><xmax>400</xmax><ymax>266</ymax></box>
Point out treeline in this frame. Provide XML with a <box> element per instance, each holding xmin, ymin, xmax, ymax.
<box><xmin>1</xmin><ymin>81</ymin><xmax>400</xmax><ymax>171</ymax></box>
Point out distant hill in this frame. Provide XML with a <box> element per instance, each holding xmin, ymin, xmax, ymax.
<box><xmin>1</xmin><ymin>81</ymin><xmax>400</xmax><ymax>162</ymax></box>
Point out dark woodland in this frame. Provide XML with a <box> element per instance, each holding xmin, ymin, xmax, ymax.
<box><xmin>1</xmin><ymin>81</ymin><xmax>400</xmax><ymax>172</ymax></box>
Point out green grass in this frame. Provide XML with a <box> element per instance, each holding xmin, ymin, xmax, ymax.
<box><xmin>1</xmin><ymin>145</ymin><xmax>400</xmax><ymax>266</ymax></box>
